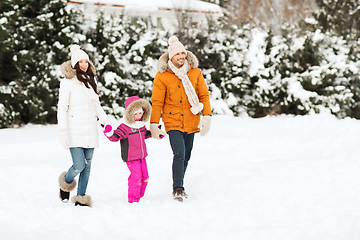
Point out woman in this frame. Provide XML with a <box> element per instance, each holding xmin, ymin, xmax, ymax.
<box><xmin>57</xmin><ymin>45</ymin><xmax>110</xmax><ymax>207</ymax></box>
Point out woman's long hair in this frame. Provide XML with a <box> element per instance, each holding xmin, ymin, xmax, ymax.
<box><xmin>74</xmin><ymin>62</ymin><xmax>98</xmax><ymax>94</ymax></box>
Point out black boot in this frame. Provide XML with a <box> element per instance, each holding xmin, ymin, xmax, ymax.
<box><xmin>75</xmin><ymin>201</ymin><xmax>90</xmax><ymax>207</ymax></box>
<box><xmin>59</xmin><ymin>189</ymin><xmax>70</xmax><ymax>203</ymax></box>
<box><xmin>72</xmin><ymin>195</ymin><xmax>92</xmax><ymax>207</ymax></box>
<box><xmin>58</xmin><ymin>171</ymin><xmax>77</xmax><ymax>203</ymax></box>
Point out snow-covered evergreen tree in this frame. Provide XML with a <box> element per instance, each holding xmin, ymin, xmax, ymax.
<box><xmin>0</xmin><ymin>0</ymin><xmax>82</xmax><ymax>128</ymax></box>
<box><xmin>205</xmin><ymin>24</ymin><xmax>252</xmax><ymax>116</ymax></box>
<box><xmin>1</xmin><ymin>1</ymin><xmax>360</xmax><ymax>127</ymax></box>
<box><xmin>82</xmin><ymin>13</ymin><xmax>168</xmax><ymax>118</ymax></box>
<box><xmin>314</xmin><ymin>0</ymin><xmax>360</xmax><ymax>39</ymax></box>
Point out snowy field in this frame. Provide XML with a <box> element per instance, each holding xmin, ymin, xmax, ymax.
<box><xmin>1</xmin><ymin>114</ymin><xmax>360</xmax><ymax>240</ymax></box>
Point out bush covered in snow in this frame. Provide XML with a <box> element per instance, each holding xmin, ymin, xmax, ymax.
<box><xmin>0</xmin><ymin>0</ymin><xmax>359</xmax><ymax>128</ymax></box>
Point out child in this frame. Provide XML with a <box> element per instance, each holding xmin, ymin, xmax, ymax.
<box><xmin>103</xmin><ymin>96</ymin><xmax>158</xmax><ymax>203</ymax></box>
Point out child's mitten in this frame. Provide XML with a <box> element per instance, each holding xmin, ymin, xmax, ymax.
<box><xmin>103</xmin><ymin>124</ymin><xmax>114</xmax><ymax>137</ymax></box>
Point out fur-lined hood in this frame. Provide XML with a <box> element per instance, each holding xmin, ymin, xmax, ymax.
<box><xmin>61</xmin><ymin>60</ymin><xmax>96</xmax><ymax>79</ymax></box>
<box><xmin>124</xmin><ymin>97</ymin><xmax>152</xmax><ymax>125</ymax></box>
<box><xmin>157</xmin><ymin>51</ymin><xmax>199</xmax><ymax>73</ymax></box>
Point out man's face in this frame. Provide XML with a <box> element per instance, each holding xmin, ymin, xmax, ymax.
<box><xmin>171</xmin><ymin>52</ymin><xmax>186</xmax><ymax>68</ymax></box>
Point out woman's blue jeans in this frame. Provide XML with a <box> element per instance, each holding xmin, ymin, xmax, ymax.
<box><xmin>65</xmin><ymin>147</ymin><xmax>94</xmax><ymax>196</ymax></box>
<box><xmin>168</xmin><ymin>130</ymin><xmax>195</xmax><ymax>191</ymax></box>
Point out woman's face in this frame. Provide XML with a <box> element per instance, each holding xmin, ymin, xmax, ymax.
<box><xmin>78</xmin><ymin>59</ymin><xmax>89</xmax><ymax>72</ymax></box>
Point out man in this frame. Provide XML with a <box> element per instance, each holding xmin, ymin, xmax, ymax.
<box><xmin>150</xmin><ymin>36</ymin><xmax>212</xmax><ymax>202</ymax></box>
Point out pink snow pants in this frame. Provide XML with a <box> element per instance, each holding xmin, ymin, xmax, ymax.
<box><xmin>126</xmin><ymin>158</ymin><xmax>149</xmax><ymax>203</ymax></box>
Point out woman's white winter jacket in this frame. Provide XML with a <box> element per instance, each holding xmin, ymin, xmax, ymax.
<box><xmin>57</xmin><ymin>61</ymin><xmax>109</xmax><ymax>148</ymax></box>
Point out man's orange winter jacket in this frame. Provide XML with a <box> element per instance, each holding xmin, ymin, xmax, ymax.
<box><xmin>150</xmin><ymin>52</ymin><xmax>212</xmax><ymax>134</ymax></box>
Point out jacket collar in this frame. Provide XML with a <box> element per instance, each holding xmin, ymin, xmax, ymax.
<box><xmin>61</xmin><ymin>60</ymin><xmax>96</xmax><ymax>79</ymax></box>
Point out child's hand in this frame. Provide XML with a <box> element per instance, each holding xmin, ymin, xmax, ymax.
<box><xmin>104</xmin><ymin>125</ymin><xmax>112</xmax><ymax>133</ymax></box>
<box><xmin>158</xmin><ymin>125</ymin><xmax>165</xmax><ymax>139</ymax></box>
<box><xmin>103</xmin><ymin>124</ymin><xmax>114</xmax><ymax>137</ymax></box>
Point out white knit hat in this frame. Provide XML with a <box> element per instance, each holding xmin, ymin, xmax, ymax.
<box><xmin>134</xmin><ymin>107</ymin><xmax>144</xmax><ymax>115</ymax></box>
<box><xmin>70</xmin><ymin>45</ymin><xmax>89</xmax><ymax>68</ymax></box>
<box><xmin>168</xmin><ymin>36</ymin><xmax>187</xmax><ymax>60</ymax></box>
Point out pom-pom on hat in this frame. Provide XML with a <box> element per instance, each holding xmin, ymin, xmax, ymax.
<box><xmin>168</xmin><ymin>36</ymin><xmax>187</xmax><ymax>60</ymax></box>
<box><xmin>70</xmin><ymin>45</ymin><xmax>89</xmax><ymax>68</ymax></box>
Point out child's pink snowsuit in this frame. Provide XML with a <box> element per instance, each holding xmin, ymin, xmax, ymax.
<box><xmin>107</xmin><ymin>123</ymin><xmax>151</xmax><ymax>202</ymax></box>
<box><xmin>126</xmin><ymin>158</ymin><xmax>149</xmax><ymax>202</ymax></box>
<box><xmin>106</xmin><ymin>96</ymin><xmax>152</xmax><ymax>203</ymax></box>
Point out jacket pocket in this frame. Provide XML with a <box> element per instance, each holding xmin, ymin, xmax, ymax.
<box><xmin>168</xmin><ymin>86</ymin><xmax>182</xmax><ymax>103</ymax></box>
<box><xmin>163</xmin><ymin>109</ymin><xmax>181</xmax><ymax>125</ymax></box>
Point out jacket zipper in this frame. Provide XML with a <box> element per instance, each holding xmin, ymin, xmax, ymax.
<box><xmin>139</xmin><ymin>129</ymin><xmax>144</xmax><ymax>159</ymax></box>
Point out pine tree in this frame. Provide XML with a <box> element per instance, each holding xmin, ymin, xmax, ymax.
<box><xmin>0</xmin><ymin>0</ymin><xmax>82</xmax><ymax>128</ymax></box>
<box><xmin>245</xmin><ymin>23</ymin><xmax>354</xmax><ymax>118</ymax></box>
<box><xmin>84</xmin><ymin>13</ymin><xmax>167</xmax><ymax>118</ymax></box>
<box><xmin>246</xmin><ymin>28</ymin><xmax>292</xmax><ymax>117</ymax></box>
<box><xmin>314</xmin><ymin>0</ymin><xmax>360</xmax><ymax>39</ymax></box>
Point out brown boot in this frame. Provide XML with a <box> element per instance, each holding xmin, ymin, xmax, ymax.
<box><xmin>72</xmin><ymin>195</ymin><xmax>92</xmax><ymax>207</ymax></box>
<box><xmin>172</xmin><ymin>188</ymin><xmax>186</xmax><ymax>202</ymax></box>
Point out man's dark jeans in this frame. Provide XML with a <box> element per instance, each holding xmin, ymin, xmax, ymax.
<box><xmin>168</xmin><ymin>130</ymin><xmax>195</xmax><ymax>190</ymax></box>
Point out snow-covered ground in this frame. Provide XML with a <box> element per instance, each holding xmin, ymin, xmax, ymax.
<box><xmin>1</xmin><ymin>114</ymin><xmax>360</xmax><ymax>239</ymax></box>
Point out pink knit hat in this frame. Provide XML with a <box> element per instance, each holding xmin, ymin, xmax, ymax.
<box><xmin>168</xmin><ymin>36</ymin><xmax>187</xmax><ymax>60</ymax></box>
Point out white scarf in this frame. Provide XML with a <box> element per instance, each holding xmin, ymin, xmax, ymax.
<box><xmin>168</xmin><ymin>60</ymin><xmax>203</xmax><ymax>115</ymax></box>
<box><xmin>124</xmin><ymin>120</ymin><xmax>146</xmax><ymax>130</ymax></box>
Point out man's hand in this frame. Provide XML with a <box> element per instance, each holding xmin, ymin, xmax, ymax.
<box><xmin>198</xmin><ymin>116</ymin><xmax>211</xmax><ymax>136</ymax></box>
<box><xmin>150</xmin><ymin>124</ymin><xmax>167</xmax><ymax>139</ymax></box>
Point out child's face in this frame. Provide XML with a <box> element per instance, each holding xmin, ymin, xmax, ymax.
<box><xmin>134</xmin><ymin>112</ymin><xmax>143</xmax><ymax>121</ymax></box>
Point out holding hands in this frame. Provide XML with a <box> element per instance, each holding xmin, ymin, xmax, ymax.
<box><xmin>103</xmin><ymin>124</ymin><xmax>114</xmax><ymax>137</ymax></box>
<box><xmin>150</xmin><ymin>124</ymin><xmax>166</xmax><ymax>139</ymax></box>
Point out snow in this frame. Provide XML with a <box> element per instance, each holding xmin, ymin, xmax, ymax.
<box><xmin>70</xmin><ymin>0</ymin><xmax>222</xmax><ymax>13</ymax></box>
<box><xmin>246</xmin><ymin>28</ymin><xmax>267</xmax><ymax>77</ymax></box>
<box><xmin>68</xmin><ymin>0</ymin><xmax>222</xmax><ymax>30</ymax></box>
<box><xmin>1</xmin><ymin>114</ymin><xmax>360</xmax><ymax>239</ymax></box>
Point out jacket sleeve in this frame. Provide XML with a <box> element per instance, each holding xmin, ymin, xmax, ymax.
<box><xmin>95</xmin><ymin>97</ymin><xmax>110</xmax><ymax>126</ymax></box>
<box><xmin>145</xmin><ymin>128</ymin><xmax>152</xmax><ymax>139</ymax></box>
<box><xmin>197</xmin><ymin>71</ymin><xmax>212</xmax><ymax>116</ymax></box>
<box><xmin>106</xmin><ymin>125</ymin><xmax>126</xmax><ymax>142</ymax></box>
<box><xmin>150</xmin><ymin>72</ymin><xmax>166</xmax><ymax>124</ymax></box>
<box><xmin>57</xmin><ymin>80</ymin><xmax>70</xmax><ymax>130</ymax></box>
